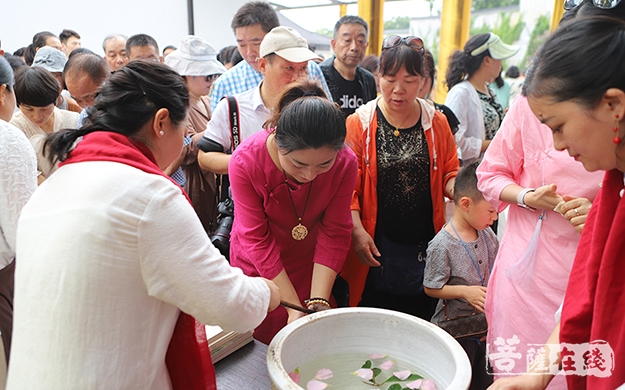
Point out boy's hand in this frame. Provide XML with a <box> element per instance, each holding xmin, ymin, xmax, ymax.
<box><xmin>464</xmin><ymin>286</ymin><xmax>487</xmax><ymax>313</ymax></box>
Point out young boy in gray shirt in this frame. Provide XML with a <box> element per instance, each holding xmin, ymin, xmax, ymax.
<box><xmin>424</xmin><ymin>160</ymin><xmax>499</xmax><ymax>390</ymax></box>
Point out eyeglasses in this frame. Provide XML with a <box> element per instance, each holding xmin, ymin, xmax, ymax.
<box><xmin>382</xmin><ymin>35</ymin><xmax>424</xmax><ymax>53</ymax></box>
<box><xmin>564</xmin><ymin>0</ymin><xmax>622</xmax><ymax>10</ymax></box>
<box><xmin>204</xmin><ymin>74</ymin><xmax>220</xmax><ymax>82</ymax></box>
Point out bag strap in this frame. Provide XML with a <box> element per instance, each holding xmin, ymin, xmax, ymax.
<box><xmin>443</xmin><ymin>300</ymin><xmax>451</xmax><ymax>321</ymax></box>
<box><xmin>225</xmin><ymin>96</ymin><xmax>240</xmax><ymax>151</ymax></box>
<box><xmin>213</xmin><ymin>96</ymin><xmax>240</xmax><ymax>203</ymax></box>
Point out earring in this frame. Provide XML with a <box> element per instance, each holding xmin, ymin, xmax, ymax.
<box><xmin>614</xmin><ymin>114</ymin><xmax>621</xmax><ymax>144</ymax></box>
<box><xmin>159</xmin><ymin>131</ymin><xmax>164</xmax><ymax>136</ymax></box>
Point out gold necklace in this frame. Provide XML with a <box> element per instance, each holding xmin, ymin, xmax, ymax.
<box><xmin>283</xmin><ymin>171</ymin><xmax>313</xmax><ymax>241</ymax></box>
<box><xmin>381</xmin><ymin>100</ymin><xmax>416</xmax><ymax>137</ymax></box>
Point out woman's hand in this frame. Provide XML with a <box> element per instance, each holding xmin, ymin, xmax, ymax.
<box><xmin>259</xmin><ymin>277</ymin><xmax>280</xmax><ymax>312</ymax></box>
<box><xmin>307</xmin><ymin>302</ymin><xmax>331</xmax><ymax>313</ymax></box>
<box><xmin>555</xmin><ymin>195</ymin><xmax>592</xmax><ymax>234</ymax></box>
<box><xmin>524</xmin><ymin>183</ymin><xmax>563</xmax><ymax>211</ymax></box>
<box><xmin>286</xmin><ymin>309</ymin><xmax>305</xmax><ymax>324</ymax></box>
<box><xmin>463</xmin><ymin>286</ymin><xmax>487</xmax><ymax>313</ymax></box>
<box><xmin>352</xmin><ymin>226</ymin><xmax>381</xmax><ymax>267</ymax></box>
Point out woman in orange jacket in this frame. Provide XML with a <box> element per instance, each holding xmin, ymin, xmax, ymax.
<box><xmin>340</xmin><ymin>36</ymin><xmax>459</xmax><ymax>319</ymax></box>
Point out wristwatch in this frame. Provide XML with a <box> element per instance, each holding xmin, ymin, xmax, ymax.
<box><xmin>517</xmin><ymin>188</ymin><xmax>536</xmax><ymax>211</ymax></box>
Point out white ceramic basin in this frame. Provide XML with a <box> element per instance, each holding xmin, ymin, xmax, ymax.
<box><xmin>267</xmin><ymin>307</ymin><xmax>472</xmax><ymax>389</ymax></box>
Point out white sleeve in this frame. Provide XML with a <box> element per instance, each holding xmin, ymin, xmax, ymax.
<box><xmin>202</xmin><ymin>98</ymin><xmax>232</xmax><ymax>152</ymax></box>
<box><xmin>0</xmin><ymin>124</ymin><xmax>37</xmax><ymax>263</ymax></box>
<box><xmin>445</xmin><ymin>87</ymin><xmax>482</xmax><ymax>162</ymax></box>
<box><xmin>137</xmin><ymin>183</ymin><xmax>269</xmax><ymax>332</ymax></box>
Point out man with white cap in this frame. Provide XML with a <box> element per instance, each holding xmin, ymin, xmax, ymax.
<box><xmin>32</xmin><ymin>47</ymin><xmax>81</xmax><ymax>113</ymax></box>
<box><xmin>165</xmin><ymin>36</ymin><xmax>227</xmax><ymax>234</ymax></box>
<box><xmin>208</xmin><ymin>1</ymin><xmax>331</xmax><ymax>112</ymax></box>
<box><xmin>198</xmin><ymin>26</ymin><xmax>322</xmax><ymax>175</ymax></box>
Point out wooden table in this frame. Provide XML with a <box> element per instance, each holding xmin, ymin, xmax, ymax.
<box><xmin>214</xmin><ymin>340</ymin><xmax>272</xmax><ymax>389</ymax></box>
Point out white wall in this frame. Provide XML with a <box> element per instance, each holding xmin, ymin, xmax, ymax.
<box><xmin>0</xmin><ymin>0</ymin><xmax>249</xmax><ymax>56</ymax></box>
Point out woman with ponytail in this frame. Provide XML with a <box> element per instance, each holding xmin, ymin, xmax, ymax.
<box><xmin>7</xmin><ymin>60</ymin><xmax>279</xmax><ymax>390</ymax></box>
<box><xmin>444</xmin><ymin>33</ymin><xmax>518</xmax><ymax>166</ymax></box>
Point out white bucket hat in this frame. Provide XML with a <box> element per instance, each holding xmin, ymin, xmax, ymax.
<box><xmin>32</xmin><ymin>46</ymin><xmax>67</xmax><ymax>73</ymax></box>
<box><xmin>165</xmin><ymin>36</ymin><xmax>227</xmax><ymax>76</ymax></box>
<box><xmin>470</xmin><ymin>33</ymin><xmax>519</xmax><ymax>60</ymax></box>
<box><xmin>259</xmin><ymin>26</ymin><xmax>322</xmax><ymax>62</ymax></box>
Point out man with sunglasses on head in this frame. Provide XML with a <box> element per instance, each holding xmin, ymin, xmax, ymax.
<box><xmin>319</xmin><ymin>15</ymin><xmax>377</xmax><ymax>118</ymax></box>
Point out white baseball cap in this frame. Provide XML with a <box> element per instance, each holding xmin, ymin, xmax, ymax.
<box><xmin>259</xmin><ymin>26</ymin><xmax>322</xmax><ymax>63</ymax></box>
<box><xmin>165</xmin><ymin>35</ymin><xmax>227</xmax><ymax>76</ymax></box>
<box><xmin>470</xmin><ymin>33</ymin><xmax>519</xmax><ymax>60</ymax></box>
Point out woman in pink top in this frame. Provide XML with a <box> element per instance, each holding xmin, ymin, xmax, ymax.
<box><xmin>476</xmin><ymin>94</ymin><xmax>603</xmax><ymax>386</ymax></box>
<box><xmin>228</xmin><ymin>80</ymin><xmax>358</xmax><ymax>344</ymax></box>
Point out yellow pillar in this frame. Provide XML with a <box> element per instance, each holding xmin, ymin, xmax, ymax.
<box><xmin>550</xmin><ymin>0</ymin><xmax>565</xmax><ymax>31</ymax></box>
<box><xmin>435</xmin><ymin>0</ymin><xmax>471</xmax><ymax>103</ymax></box>
<box><xmin>358</xmin><ymin>0</ymin><xmax>385</xmax><ymax>56</ymax></box>
<box><xmin>340</xmin><ymin>4</ymin><xmax>347</xmax><ymax>17</ymax></box>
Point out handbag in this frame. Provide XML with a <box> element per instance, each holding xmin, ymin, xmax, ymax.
<box><xmin>437</xmin><ymin>300</ymin><xmax>488</xmax><ymax>340</ymax></box>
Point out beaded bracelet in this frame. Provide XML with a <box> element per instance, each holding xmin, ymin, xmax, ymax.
<box><xmin>305</xmin><ymin>297</ymin><xmax>330</xmax><ymax>308</ymax></box>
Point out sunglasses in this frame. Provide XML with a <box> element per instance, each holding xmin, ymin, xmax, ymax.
<box><xmin>204</xmin><ymin>74</ymin><xmax>220</xmax><ymax>82</ymax></box>
<box><xmin>564</xmin><ymin>0</ymin><xmax>622</xmax><ymax>10</ymax></box>
<box><xmin>382</xmin><ymin>35</ymin><xmax>424</xmax><ymax>53</ymax></box>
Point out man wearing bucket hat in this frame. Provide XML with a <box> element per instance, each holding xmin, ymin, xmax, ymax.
<box><xmin>165</xmin><ymin>36</ymin><xmax>227</xmax><ymax>234</ymax></box>
<box><xmin>208</xmin><ymin>1</ymin><xmax>331</xmax><ymax>112</ymax></box>
<box><xmin>444</xmin><ymin>32</ymin><xmax>519</xmax><ymax>166</ymax></box>
<box><xmin>32</xmin><ymin>46</ymin><xmax>81</xmax><ymax>113</ymax></box>
<box><xmin>198</xmin><ymin>26</ymin><xmax>322</xmax><ymax>175</ymax></box>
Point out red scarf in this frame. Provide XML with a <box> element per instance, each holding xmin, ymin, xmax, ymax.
<box><xmin>560</xmin><ymin>169</ymin><xmax>625</xmax><ymax>389</ymax></box>
<box><xmin>60</xmin><ymin>131</ymin><xmax>216</xmax><ymax>390</ymax></box>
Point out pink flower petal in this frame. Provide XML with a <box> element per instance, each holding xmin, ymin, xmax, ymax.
<box><xmin>393</xmin><ymin>370</ymin><xmax>412</xmax><ymax>381</ymax></box>
<box><xmin>288</xmin><ymin>369</ymin><xmax>300</xmax><ymax>384</ymax></box>
<box><xmin>353</xmin><ymin>368</ymin><xmax>374</xmax><ymax>380</ymax></box>
<box><xmin>406</xmin><ymin>379</ymin><xmax>423</xmax><ymax>389</ymax></box>
<box><xmin>379</xmin><ymin>360</ymin><xmax>394</xmax><ymax>370</ymax></box>
<box><xmin>421</xmin><ymin>379</ymin><xmax>437</xmax><ymax>390</ymax></box>
<box><xmin>306</xmin><ymin>380</ymin><xmax>328</xmax><ymax>390</ymax></box>
<box><xmin>368</xmin><ymin>353</ymin><xmax>386</xmax><ymax>359</ymax></box>
<box><xmin>315</xmin><ymin>368</ymin><xmax>333</xmax><ymax>380</ymax></box>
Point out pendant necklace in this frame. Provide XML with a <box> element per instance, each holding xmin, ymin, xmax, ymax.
<box><xmin>284</xmin><ymin>171</ymin><xmax>313</xmax><ymax>241</ymax></box>
<box><xmin>381</xmin><ymin>100</ymin><xmax>416</xmax><ymax>137</ymax></box>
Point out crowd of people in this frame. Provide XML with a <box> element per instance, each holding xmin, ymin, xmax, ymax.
<box><xmin>0</xmin><ymin>0</ymin><xmax>624</xmax><ymax>389</ymax></box>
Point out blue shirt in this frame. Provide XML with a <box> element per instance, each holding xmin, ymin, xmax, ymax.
<box><xmin>170</xmin><ymin>135</ymin><xmax>192</xmax><ymax>186</ymax></box>
<box><xmin>209</xmin><ymin>60</ymin><xmax>332</xmax><ymax>112</ymax></box>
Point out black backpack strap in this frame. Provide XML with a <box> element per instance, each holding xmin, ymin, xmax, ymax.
<box><xmin>225</xmin><ymin>96</ymin><xmax>240</xmax><ymax>151</ymax></box>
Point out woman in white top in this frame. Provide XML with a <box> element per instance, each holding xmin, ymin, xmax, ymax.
<box><xmin>0</xmin><ymin>56</ymin><xmax>38</xmax><ymax>368</ymax></box>
<box><xmin>7</xmin><ymin>61</ymin><xmax>279</xmax><ymax>390</ymax></box>
<box><xmin>9</xmin><ymin>66</ymin><xmax>79</xmax><ymax>181</ymax></box>
<box><xmin>444</xmin><ymin>33</ymin><xmax>518</xmax><ymax>166</ymax></box>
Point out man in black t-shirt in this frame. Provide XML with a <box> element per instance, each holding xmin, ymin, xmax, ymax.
<box><xmin>319</xmin><ymin>15</ymin><xmax>377</xmax><ymax>118</ymax></box>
